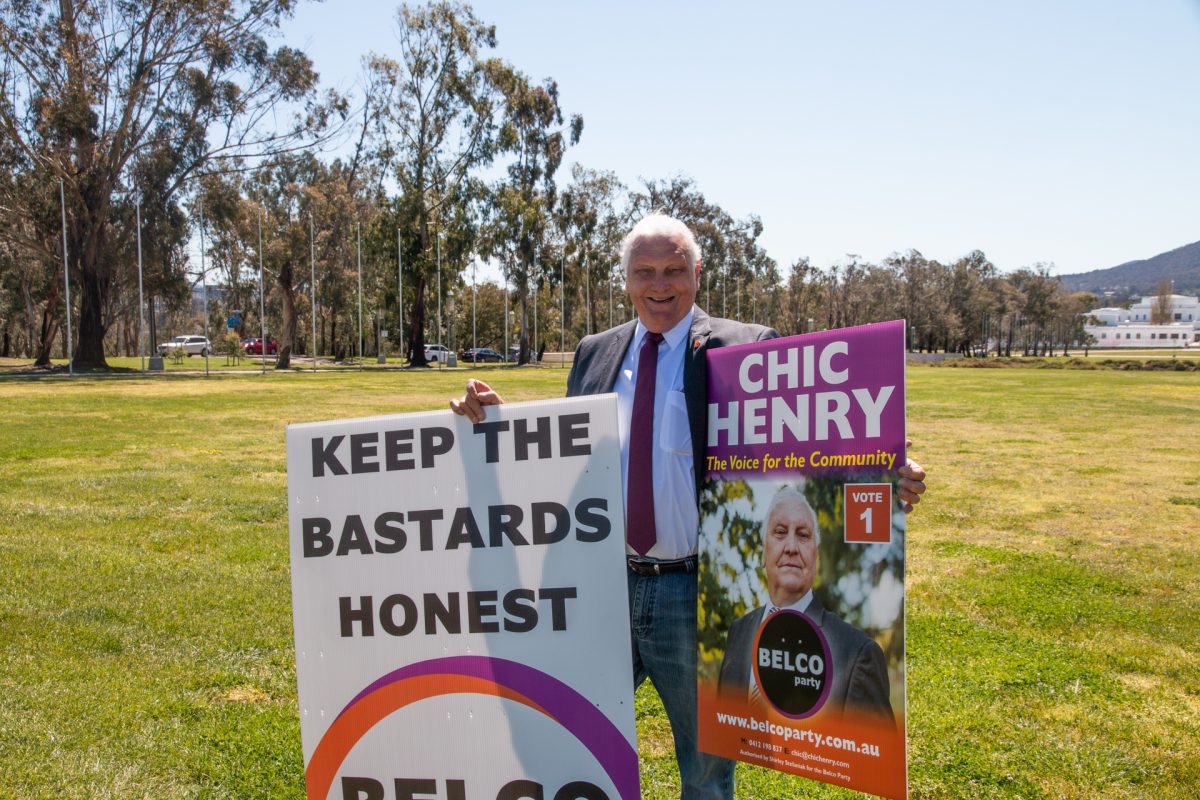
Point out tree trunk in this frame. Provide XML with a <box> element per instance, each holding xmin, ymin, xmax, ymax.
<box><xmin>518</xmin><ymin>289</ymin><xmax>530</xmax><ymax>365</ymax></box>
<box><xmin>276</xmin><ymin>259</ymin><xmax>297</xmax><ymax>369</ymax></box>
<box><xmin>409</xmin><ymin>274</ymin><xmax>429</xmax><ymax>366</ymax></box>
<box><xmin>317</xmin><ymin>307</ymin><xmax>324</xmax><ymax>358</ymax></box>
<box><xmin>33</xmin><ymin>279</ymin><xmax>60</xmax><ymax>368</ymax></box>
<box><xmin>148</xmin><ymin>295</ymin><xmax>157</xmax><ymax>350</ymax></box>
<box><xmin>74</xmin><ymin>251</ymin><xmax>110</xmax><ymax>370</ymax></box>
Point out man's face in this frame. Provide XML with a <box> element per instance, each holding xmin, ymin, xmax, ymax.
<box><xmin>624</xmin><ymin>233</ymin><xmax>701</xmax><ymax>333</ymax></box>
<box><xmin>763</xmin><ymin>496</ymin><xmax>818</xmax><ymax>607</ymax></box>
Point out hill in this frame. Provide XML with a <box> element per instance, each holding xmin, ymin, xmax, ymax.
<box><xmin>1059</xmin><ymin>239</ymin><xmax>1200</xmax><ymax>298</ymax></box>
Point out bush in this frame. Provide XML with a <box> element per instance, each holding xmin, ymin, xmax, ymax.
<box><xmin>934</xmin><ymin>355</ymin><xmax>1199</xmax><ymax>371</ymax></box>
<box><xmin>221</xmin><ymin>332</ymin><xmax>243</xmax><ymax>363</ymax></box>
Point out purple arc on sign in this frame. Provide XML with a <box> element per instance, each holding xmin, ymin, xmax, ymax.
<box><xmin>325</xmin><ymin>655</ymin><xmax>639</xmax><ymax>800</ymax></box>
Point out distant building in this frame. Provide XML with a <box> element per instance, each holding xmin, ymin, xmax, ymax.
<box><xmin>1084</xmin><ymin>294</ymin><xmax>1199</xmax><ymax>348</ymax></box>
<box><xmin>1089</xmin><ymin>306</ymin><xmax>1131</xmax><ymax>326</ymax></box>
<box><xmin>1124</xmin><ymin>294</ymin><xmax>1199</xmax><ymax>325</ymax></box>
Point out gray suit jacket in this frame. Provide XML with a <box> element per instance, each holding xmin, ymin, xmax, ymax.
<box><xmin>716</xmin><ymin>598</ymin><xmax>894</xmax><ymax>723</ymax></box>
<box><xmin>565</xmin><ymin>306</ymin><xmax>776</xmax><ymax>497</ymax></box>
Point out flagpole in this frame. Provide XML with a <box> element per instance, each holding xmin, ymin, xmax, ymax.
<box><xmin>310</xmin><ymin>213</ymin><xmax>317</xmax><ymax>372</ymax></box>
<box><xmin>258</xmin><ymin>207</ymin><xmax>266</xmax><ymax>374</ymax></box>
<box><xmin>403</xmin><ymin>226</ymin><xmax>408</xmax><ymax>362</ymax></box>
<box><xmin>357</xmin><ymin>223</ymin><xmax>363</xmax><ymax>360</ymax></box>
<box><xmin>136</xmin><ymin>192</ymin><xmax>145</xmax><ymax>372</ymax></box>
<box><xmin>199</xmin><ymin>199</ymin><xmax>209</xmax><ymax>377</ymax></box>
<box><xmin>59</xmin><ymin>178</ymin><xmax>73</xmax><ymax>375</ymax></box>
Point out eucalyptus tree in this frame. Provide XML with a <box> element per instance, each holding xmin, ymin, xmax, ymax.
<box><xmin>201</xmin><ymin>150</ymin><xmax>376</xmax><ymax>369</ymax></box>
<box><xmin>1010</xmin><ymin>265</ymin><xmax>1060</xmax><ymax>355</ymax></box>
<box><xmin>365</xmin><ymin>1</ymin><xmax>499</xmax><ymax>366</ymax></box>
<box><xmin>886</xmin><ymin>250</ymin><xmax>934</xmax><ymax>351</ymax></box>
<box><xmin>0</xmin><ymin>0</ymin><xmax>333</xmax><ymax>369</ymax></box>
<box><xmin>0</xmin><ymin>196</ymin><xmax>62</xmax><ymax>364</ymax></box>
<box><xmin>0</xmin><ymin>242</ymin><xmax>24</xmax><ymax>357</ymax></box>
<box><xmin>989</xmin><ymin>275</ymin><xmax>1025</xmax><ymax>356</ymax></box>
<box><xmin>449</xmin><ymin>279</ymin><xmax>508</xmax><ymax>354</ymax></box>
<box><xmin>1150</xmin><ymin>279</ymin><xmax>1174</xmax><ymax>325</ymax></box>
<box><xmin>944</xmin><ymin>250</ymin><xmax>999</xmax><ymax>355</ymax></box>
<box><xmin>555</xmin><ymin>165</ymin><xmax>627</xmax><ymax>341</ymax></box>
<box><xmin>780</xmin><ymin>257</ymin><xmax>826</xmax><ymax>336</ymax></box>
<box><xmin>485</xmin><ymin>63</ymin><xmax>582</xmax><ymax>364</ymax></box>
<box><xmin>196</xmin><ymin>171</ymin><xmax>256</xmax><ymax>337</ymax></box>
<box><xmin>1054</xmin><ymin>291</ymin><xmax>1097</xmax><ymax>356</ymax></box>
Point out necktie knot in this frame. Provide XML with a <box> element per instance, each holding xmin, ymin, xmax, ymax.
<box><xmin>645</xmin><ymin>332</ymin><xmax>664</xmax><ymax>345</ymax></box>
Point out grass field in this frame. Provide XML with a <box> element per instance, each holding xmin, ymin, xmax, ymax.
<box><xmin>0</xmin><ymin>354</ymin><xmax>577</xmax><ymax>375</ymax></box>
<box><xmin>0</xmin><ymin>366</ymin><xmax>1197</xmax><ymax>799</ymax></box>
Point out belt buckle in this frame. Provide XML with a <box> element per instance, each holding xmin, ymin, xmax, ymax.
<box><xmin>627</xmin><ymin>557</ymin><xmax>656</xmax><ymax>576</ymax></box>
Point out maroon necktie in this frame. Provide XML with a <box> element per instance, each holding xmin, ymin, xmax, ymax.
<box><xmin>627</xmin><ymin>332</ymin><xmax>664</xmax><ymax>556</ymax></box>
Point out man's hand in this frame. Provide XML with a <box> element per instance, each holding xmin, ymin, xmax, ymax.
<box><xmin>897</xmin><ymin>439</ymin><xmax>926</xmax><ymax>513</ymax></box>
<box><xmin>450</xmin><ymin>378</ymin><xmax>504</xmax><ymax>423</ymax></box>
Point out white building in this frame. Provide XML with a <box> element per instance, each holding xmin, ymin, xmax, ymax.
<box><xmin>1125</xmin><ymin>293</ymin><xmax>1199</xmax><ymax>325</ymax></box>
<box><xmin>1083</xmin><ymin>293</ymin><xmax>1200</xmax><ymax>348</ymax></box>
<box><xmin>1089</xmin><ymin>306</ymin><xmax>1131</xmax><ymax>326</ymax></box>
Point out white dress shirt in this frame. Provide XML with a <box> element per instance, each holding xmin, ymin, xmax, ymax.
<box><xmin>615</xmin><ymin>309</ymin><xmax>697</xmax><ymax>560</ymax></box>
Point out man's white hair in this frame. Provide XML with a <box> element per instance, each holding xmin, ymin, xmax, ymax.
<box><xmin>619</xmin><ymin>213</ymin><xmax>701</xmax><ymax>274</ymax></box>
<box><xmin>763</xmin><ymin>485</ymin><xmax>821</xmax><ymax>545</ymax></box>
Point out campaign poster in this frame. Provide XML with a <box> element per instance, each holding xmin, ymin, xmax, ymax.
<box><xmin>697</xmin><ymin>320</ymin><xmax>908</xmax><ymax>800</ymax></box>
<box><xmin>286</xmin><ymin>396</ymin><xmax>639</xmax><ymax>800</ymax></box>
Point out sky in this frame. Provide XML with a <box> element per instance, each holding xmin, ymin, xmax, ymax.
<box><xmin>279</xmin><ymin>0</ymin><xmax>1200</xmax><ymax>278</ymax></box>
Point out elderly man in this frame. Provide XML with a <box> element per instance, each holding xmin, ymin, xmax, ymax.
<box><xmin>452</xmin><ymin>213</ymin><xmax>925</xmax><ymax>799</ymax></box>
<box><xmin>717</xmin><ymin>486</ymin><xmax>893</xmax><ymax>722</ymax></box>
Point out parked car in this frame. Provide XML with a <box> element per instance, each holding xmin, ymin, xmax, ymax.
<box><xmin>423</xmin><ymin>343</ymin><xmax>452</xmax><ymax>362</ymax></box>
<box><xmin>459</xmin><ymin>347</ymin><xmax>505</xmax><ymax>363</ymax></box>
<box><xmin>157</xmin><ymin>335</ymin><xmax>211</xmax><ymax>357</ymax></box>
<box><xmin>506</xmin><ymin>345</ymin><xmax>538</xmax><ymax>363</ymax></box>
<box><xmin>243</xmin><ymin>337</ymin><xmax>278</xmax><ymax>355</ymax></box>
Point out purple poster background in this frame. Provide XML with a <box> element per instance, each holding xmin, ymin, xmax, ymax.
<box><xmin>706</xmin><ymin>320</ymin><xmax>906</xmax><ymax>479</ymax></box>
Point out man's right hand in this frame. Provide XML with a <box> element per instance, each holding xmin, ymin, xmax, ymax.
<box><xmin>450</xmin><ymin>378</ymin><xmax>504</xmax><ymax>423</ymax></box>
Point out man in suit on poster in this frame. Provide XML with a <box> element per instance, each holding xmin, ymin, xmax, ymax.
<box><xmin>717</xmin><ymin>486</ymin><xmax>894</xmax><ymax>723</ymax></box>
<box><xmin>452</xmin><ymin>214</ymin><xmax>924</xmax><ymax>798</ymax></box>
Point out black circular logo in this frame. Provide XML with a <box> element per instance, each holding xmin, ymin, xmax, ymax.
<box><xmin>752</xmin><ymin>610</ymin><xmax>832</xmax><ymax>718</ymax></box>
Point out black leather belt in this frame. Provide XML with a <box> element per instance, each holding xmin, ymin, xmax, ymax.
<box><xmin>626</xmin><ymin>556</ymin><xmax>697</xmax><ymax>576</ymax></box>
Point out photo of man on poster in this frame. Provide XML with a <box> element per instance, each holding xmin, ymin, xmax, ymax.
<box><xmin>714</xmin><ymin>484</ymin><xmax>896</xmax><ymax>724</ymax></box>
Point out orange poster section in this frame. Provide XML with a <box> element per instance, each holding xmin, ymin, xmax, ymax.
<box><xmin>698</xmin><ymin>685</ymin><xmax>907</xmax><ymax>800</ymax></box>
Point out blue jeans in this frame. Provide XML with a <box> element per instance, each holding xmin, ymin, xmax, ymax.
<box><xmin>628</xmin><ymin>568</ymin><xmax>734</xmax><ymax>800</ymax></box>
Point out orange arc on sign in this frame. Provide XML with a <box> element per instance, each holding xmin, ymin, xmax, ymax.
<box><xmin>304</xmin><ymin>674</ymin><xmax>550</xmax><ymax>800</ymax></box>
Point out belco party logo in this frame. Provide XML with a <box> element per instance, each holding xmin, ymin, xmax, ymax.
<box><xmin>752</xmin><ymin>611</ymin><xmax>832</xmax><ymax>718</ymax></box>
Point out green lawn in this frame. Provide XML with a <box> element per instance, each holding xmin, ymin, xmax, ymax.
<box><xmin>0</xmin><ymin>367</ymin><xmax>1196</xmax><ymax>799</ymax></box>
<box><xmin>0</xmin><ymin>356</ymin><xmax>575</xmax><ymax>375</ymax></box>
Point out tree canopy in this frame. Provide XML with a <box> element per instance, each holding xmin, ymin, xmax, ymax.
<box><xmin>0</xmin><ymin>0</ymin><xmax>335</xmax><ymax>368</ymax></box>
<box><xmin>0</xmin><ymin>1</ymin><xmax>1111</xmax><ymax>366</ymax></box>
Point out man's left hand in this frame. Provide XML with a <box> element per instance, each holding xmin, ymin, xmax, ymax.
<box><xmin>898</xmin><ymin>439</ymin><xmax>926</xmax><ymax>513</ymax></box>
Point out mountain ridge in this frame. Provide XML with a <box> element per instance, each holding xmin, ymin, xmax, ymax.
<box><xmin>1059</xmin><ymin>239</ymin><xmax>1200</xmax><ymax>299</ymax></box>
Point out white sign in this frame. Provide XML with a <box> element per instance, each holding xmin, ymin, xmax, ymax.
<box><xmin>286</xmin><ymin>396</ymin><xmax>639</xmax><ymax>800</ymax></box>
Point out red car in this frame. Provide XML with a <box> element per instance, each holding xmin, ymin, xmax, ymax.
<box><xmin>244</xmin><ymin>337</ymin><xmax>278</xmax><ymax>355</ymax></box>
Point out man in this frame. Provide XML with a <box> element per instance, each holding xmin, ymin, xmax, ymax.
<box><xmin>717</xmin><ymin>486</ymin><xmax>893</xmax><ymax>723</ymax></box>
<box><xmin>452</xmin><ymin>213</ymin><xmax>926</xmax><ymax>799</ymax></box>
